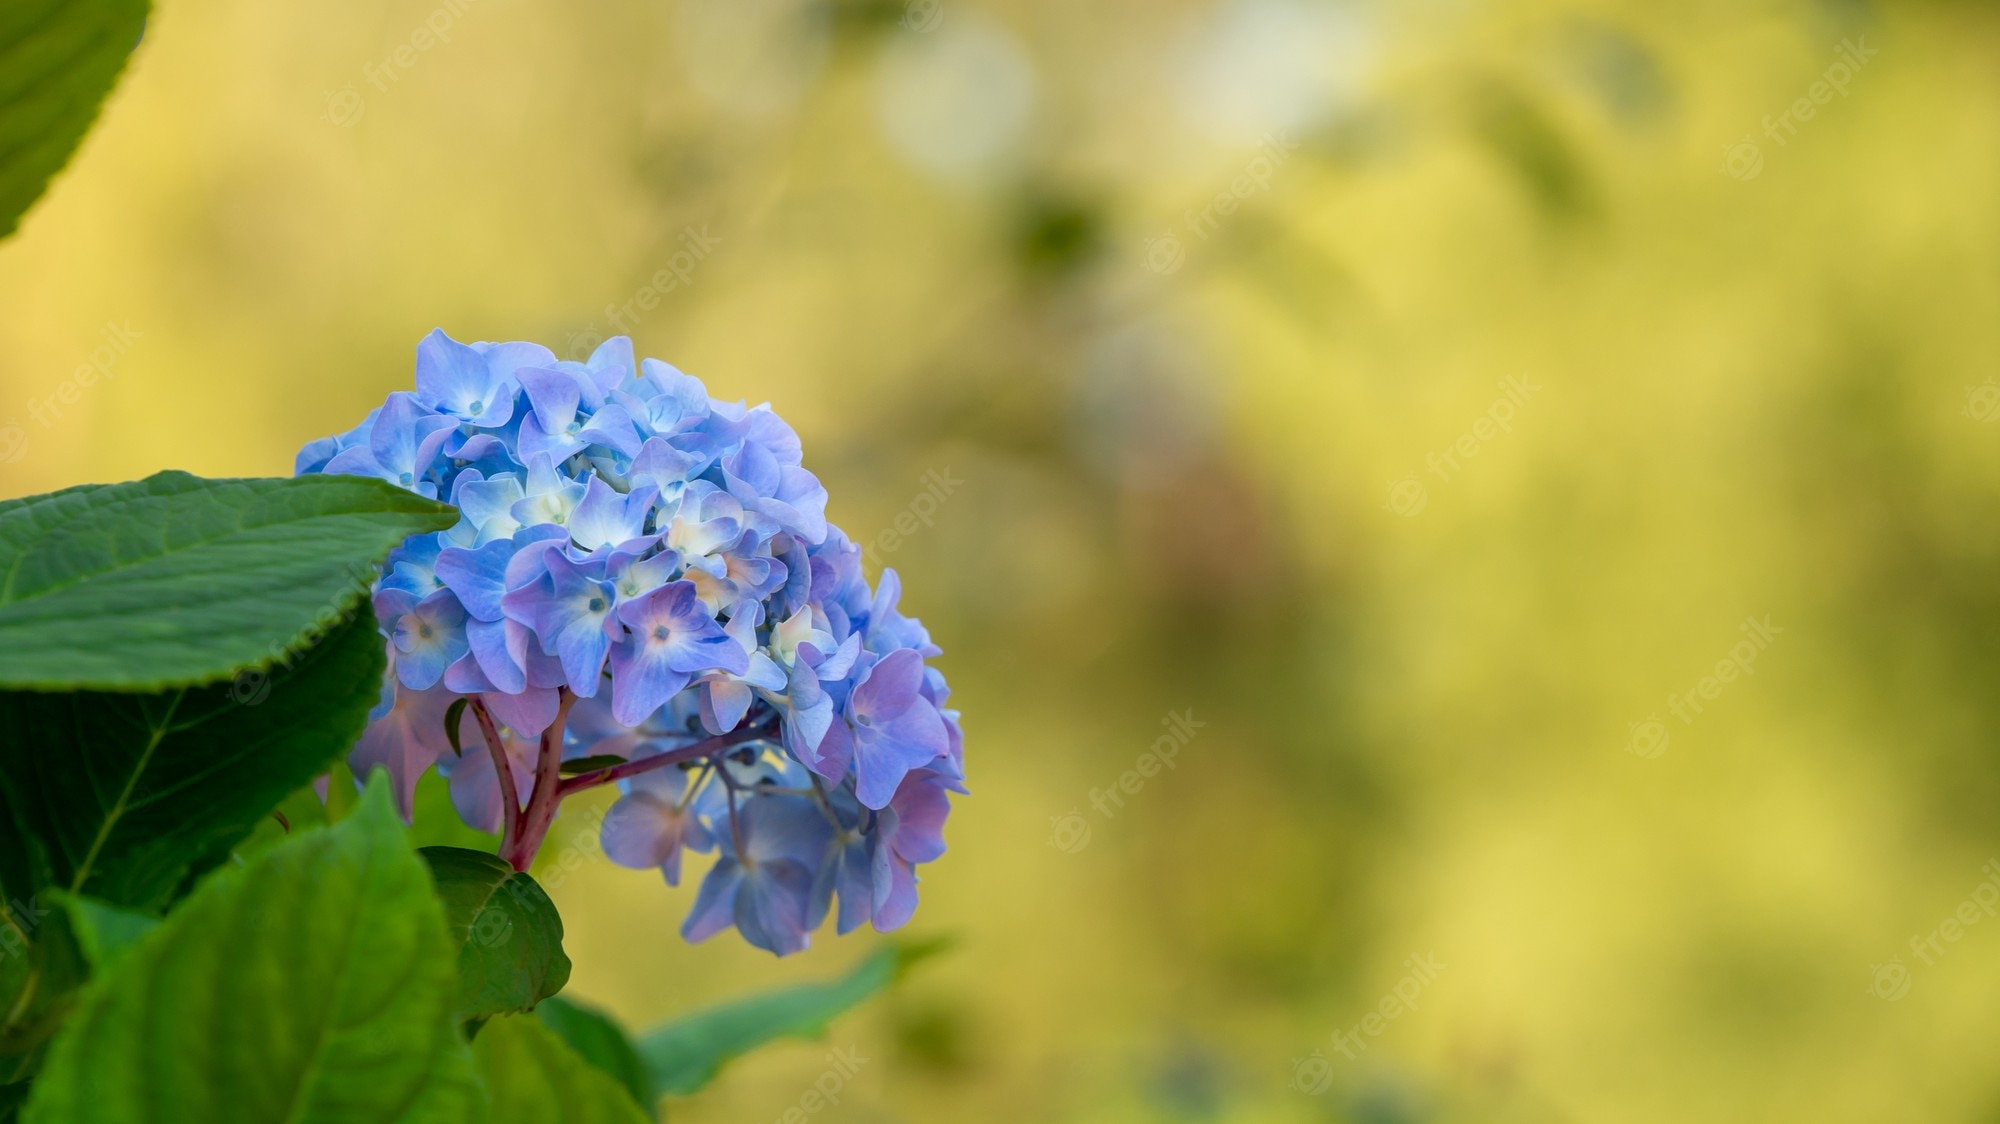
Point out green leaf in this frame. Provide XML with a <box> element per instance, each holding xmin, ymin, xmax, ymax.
<box><xmin>444</xmin><ymin>697</ymin><xmax>470</xmax><ymax>756</ymax></box>
<box><xmin>420</xmin><ymin>846</ymin><xmax>573</xmax><ymax>1024</ymax></box>
<box><xmin>0</xmin><ymin>471</ymin><xmax>456</xmax><ymax>690</ymax></box>
<box><xmin>406</xmin><ymin>766</ymin><xmax>500</xmax><ymax>852</ymax></box>
<box><xmin>0</xmin><ymin>606</ymin><xmax>389</xmax><ymax>1086</ymax></box>
<box><xmin>0</xmin><ymin>0</ymin><xmax>149</xmax><ymax>239</ymax></box>
<box><xmin>559</xmin><ymin>754</ymin><xmax>629</xmax><ymax>776</ymax></box>
<box><xmin>21</xmin><ymin>777</ymin><xmax>483</xmax><ymax>1124</ymax></box>
<box><xmin>0</xmin><ymin>903</ymin><xmax>82</xmax><ymax>1087</ymax></box>
<box><xmin>535</xmin><ymin>996</ymin><xmax>654</xmax><ymax>1113</ymax></box>
<box><xmin>0</xmin><ymin>605</ymin><xmax>386</xmax><ymax>914</ymax></box>
<box><xmin>237</xmin><ymin>762</ymin><xmax>498</xmax><ymax>865</ymax></box>
<box><xmin>0</xmin><ymin>889</ymin><xmax>157</xmax><ymax>1088</ymax></box>
<box><xmin>472</xmin><ymin>1015</ymin><xmax>652</xmax><ymax>1124</ymax></box>
<box><xmin>42</xmin><ymin>893</ymin><xmax>153</xmax><ymax>972</ymax></box>
<box><xmin>638</xmin><ymin>937</ymin><xmax>950</xmax><ymax>1096</ymax></box>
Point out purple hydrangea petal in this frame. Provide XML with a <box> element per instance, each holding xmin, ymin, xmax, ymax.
<box><xmin>440</xmin><ymin>730</ymin><xmax>534</xmax><ymax>834</ymax></box>
<box><xmin>609</xmin><ymin>581</ymin><xmax>745</xmax><ymax>725</ymax></box>
<box><xmin>348</xmin><ymin>683</ymin><xmax>468</xmax><ymax>821</ymax></box>
<box><xmin>502</xmin><ymin>547</ymin><xmax>618</xmax><ymax>696</ymax></box>
<box><xmin>681</xmin><ymin>859</ymin><xmax>745</xmax><ymax>943</ymax></box>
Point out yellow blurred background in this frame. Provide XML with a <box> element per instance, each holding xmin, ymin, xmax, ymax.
<box><xmin>6</xmin><ymin>0</ymin><xmax>2000</xmax><ymax>1119</ymax></box>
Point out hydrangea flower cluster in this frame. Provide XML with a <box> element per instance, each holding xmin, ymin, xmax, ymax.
<box><xmin>297</xmin><ymin>330</ymin><xmax>962</xmax><ymax>955</ymax></box>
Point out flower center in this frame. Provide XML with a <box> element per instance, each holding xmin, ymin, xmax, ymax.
<box><xmin>587</xmin><ymin>597</ymin><xmax>605</xmax><ymax>613</ymax></box>
<box><xmin>652</xmin><ymin>625</ymin><xmax>670</xmax><ymax>641</ymax></box>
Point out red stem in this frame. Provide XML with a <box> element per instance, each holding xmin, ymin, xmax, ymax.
<box><xmin>467</xmin><ymin>697</ymin><xmax>518</xmax><ymax>853</ymax></box>
<box><xmin>555</xmin><ymin>720</ymin><xmax>775</xmax><ymax>799</ymax></box>
<box><xmin>501</xmin><ymin>689</ymin><xmax>577</xmax><ymax>872</ymax></box>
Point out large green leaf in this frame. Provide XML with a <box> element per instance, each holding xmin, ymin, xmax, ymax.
<box><xmin>0</xmin><ymin>606</ymin><xmax>389</xmax><ymax>1082</ymax></box>
<box><xmin>42</xmin><ymin>892</ymin><xmax>154</xmax><ymax>972</ymax></box>
<box><xmin>535</xmin><ymin>996</ymin><xmax>654</xmax><ymax>1113</ymax></box>
<box><xmin>421</xmin><ymin>847</ymin><xmax>572</xmax><ymax>1025</ymax></box>
<box><xmin>0</xmin><ymin>471</ymin><xmax>456</xmax><ymax>690</ymax></box>
<box><xmin>21</xmin><ymin>778</ymin><xmax>484</xmax><ymax>1124</ymax></box>
<box><xmin>638</xmin><ymin>937</ymin><xmax>948</xmax><ymax>1096</ymax></box>
<box><xmin>0</xmin><ymin>903</ymin><xmax>81</xmax><ymax>1087</ymax></box>
<box><xmin>473</xmin><ymin>1015</ymin><xmax>652</xmax><ymax>1124</ymax></box>
<box><xmin>0</xmin><ymin>0</ymin><xmax>149</xmax><ymax>239</ymax></box>
<box><xmin>0</xmin><ymin>891</ymin><xmax>156</xmax><ymax>1087</ymax></box>
<box><xmin>0</xmin><ymin>605</ymin><xmax>386</xmax><ymax>914</ymax></box>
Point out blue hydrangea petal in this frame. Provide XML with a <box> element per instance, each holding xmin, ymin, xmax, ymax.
<box><xmin>416</xmin><ymin>328</ymin><xmax>520</xmax><ymax>427</ymax></box>
<box><xmin>583</xmin><ymin>335</ymin><xmax>636</xmax><ymax>395</ymax></box>
<box><xmin>681</xmin><ymin>859</ymin><xmax>745</xmax><ymax>943</ymax></box>
<box><xmin>847</xmin><ymin>649</ymin><xmax>949</xmax><ymax>809</ymax></box>
<box><xmin>636</xmin><ymin>358</ymin><xmax>710</xmax><ymax>425</ymax></box>
<box><xmin>605</xmin><ymin>547</ymin><xmax>678</xmax><ymax>605</ymax></box>
<box><xmin>516</xmin><ymin>409</ymin><xmax>587</xmax><ymax>466</ymax></box>
<box><xmin>518</xmin><ymin>366</ymin><xmax>586</xmax><ymax>437</ymax></box>
<box><xmin>832</xmin><ymin>833</ymin><xmax>875</xmax><ymax>935</ymax></box>
<box><xmin>577</xmin><ymin>403</ymin><xmax>644</xmax><ymax>459</ymax></box>
<box><xmin>734</xmin><ymin>859</ymin><xmax>815</xmax><ymax>956</ymax></box>
<box><xmin>368</xmin><ymin>393</ymin><xmax>460</xmax><ymax>493</ymax></box>
<box><xmin>390</xmin><ymin>589</ymin><xmax>470</xmax><ymax>691</ymax></box>
<box><xmin>512</xmin><ymin>453</ymin><xmax>586</xmax><ymax>528</ymax></box>
<box><xmin>295</xmin><ymin>435</ymin><xmax>341</xmax><ymax>475</ymax></box>
<box><xmin>608</xmin><ymin>581</ymin><xmax>744</xmax><ymax>726</ymax></box>
<box><xmin>443</xmin><ymin>432</ymin><xmax>522</xmax><ymax>481</ymax></box>
<box><xmin>454</xmin><ymin>474</ymin><xmax>528</xmax><ymax>546</ymax></box>
<box><xmin>601</xmin><ymin>790</ymin><xmax>697</xmax><ymax>884</ymax></box>
<box><xmin>381</xmin><ymin>533</ymin><xmax>447</xmax><ymax>598</ymax></box>
<box><xmin>502</xmin><ymin>549</ymin><xmax>619</xmax><ymax>697</ymax></box>
<box><xmin>474</xmin><ymin>339</ymin><xmax>560</xmax><ymax>374</ymax></box>
<box><xmin>435</xmin><ymin>539</ymin><xmax>520</xmax><ymax>622</ymax></box>
<box><xmin>627</xmin><ymin>436</ymin><xmax>702</xmax><ymax>496</ymax></box>
<box><xmin>569</xmin><ymin>477</ymin><xmax>657</xmax><ymax>553</ymax></box>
